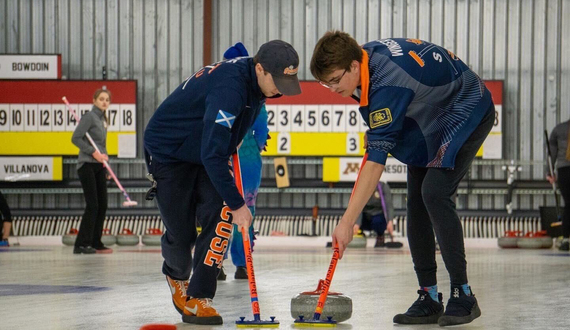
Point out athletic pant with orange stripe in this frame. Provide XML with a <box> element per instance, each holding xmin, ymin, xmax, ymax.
<box><xmin>148</xmin><ymin>159</ymin><xmax>230</xmax><ymax>299</ymax></box>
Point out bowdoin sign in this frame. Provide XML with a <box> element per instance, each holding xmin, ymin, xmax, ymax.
<box><xmin>0</xmin><ymin>157</ymin><xmax>62</xmax><ymax>181</ymax></box>
<box><xmin>0</xmin><ymin>55</ymin><xmax>61</xmax><ymax>79</ymax></box>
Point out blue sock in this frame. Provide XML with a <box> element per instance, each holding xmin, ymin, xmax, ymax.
<box><xmin>420</xmin><ymin>285</ymin><xmax>439</xmax><ymax>302</ymax></box>
<box><xmin>460</xmin><ymin>284</ymin><xmax>471</xmax><ymax>296</ymax></box>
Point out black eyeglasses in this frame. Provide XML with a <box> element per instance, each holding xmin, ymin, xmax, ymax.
<box><xmin>319</xmin><ymin>69</ymin><xmax>347</xmax><ymax>88</ymax></box>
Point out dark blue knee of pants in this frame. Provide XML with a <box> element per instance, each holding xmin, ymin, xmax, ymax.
<box><xmin>371</xmin><ymin>214</ymin><xmax>387</xmax><ymax>235</ymax></box>
<box><xmin>149</xmin><ymin>159</ymin><xmax>229</xmax><ymax>299</ymax></box>
<box><xmin>361</xmin><ymin>213</ymin><xmax>387</xmax><ymax>235</ymax></box>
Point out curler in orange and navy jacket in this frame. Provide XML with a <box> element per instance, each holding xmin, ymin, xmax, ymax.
<box><xmin>356</xmin><ymin>38</ymin><xmax>493</xmax><ymax>168</ymax></box>
<box><xmin>144</xmin><ymin>57</ymin><xmax>265</xmax><ymax>210</ymax></box>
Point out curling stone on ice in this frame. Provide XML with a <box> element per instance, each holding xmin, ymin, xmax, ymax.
<box><xmin>517</xmin><ymin>230</ymin><xmax>553</xmax><ymax>249</ymax></box>
<box><xmin>290</xmin><ymin>279</ymin><xmax>352</xmax><ymax>322</ymax></box>
<box><xmin>117</xmin><ymin>228</ymin><xmax>140</xmax><ymax>246</ymax></box>
<box><xmin>536</xmin><ymin>230</ymin><xmax>554</xmax><ymax>248</ymax></box>
<box><xmin>347</xmin><ymin>232</ymin><xmax>367</xmax><ymax>248</ymax></box>
<box><xmin>62</xmin><ymin>228</ymin><xmax>78</xmax><ymax>246</ymax></box>
<box><xmin>142</xmin><ymin>228</ymin><xmax>162</xmax><ymax>246</ymax></box>
<box><xmin>498</xmin><ymin>231</ymin><xmax>521</xmax><ymax>248</ymax></box>
<box><xmin>101</xmin><ymin>228</ymin><xmax>117</xmax><ymax>246</ymax></box>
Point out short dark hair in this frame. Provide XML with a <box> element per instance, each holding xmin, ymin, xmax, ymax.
<box><xmin>310</xmin><ymin>30</ymin><xmax>363</xmax><ymax>81</ymax></box>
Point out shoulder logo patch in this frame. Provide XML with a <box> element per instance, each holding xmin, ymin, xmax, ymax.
<box><xmin>215</xmin><ymin>110</ymin><xmax>236</xmax><ymax>129</ymax></box>
<box><xmin>369</xmin><ymin>108</ymin><xmax>392</xmax><ymax>128</ymax></box>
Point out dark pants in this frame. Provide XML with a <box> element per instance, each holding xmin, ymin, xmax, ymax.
<box><xmin>360</xmin><ymin>213</ymin><xmax>388</xmax><ymax>236</ymax></box>
<box><xmin>407</xmin><ymin>105</ymin><xmax>494</xmax><ymax>287</ymax></box>
<box><xmin>0</xmin><ymin>191</ymin><xmax>12</xmax><ymax>238</ymax></box>
<box><xmin>148</xmin><ymin>159</ymin><xmax>229</xmax><ymax>299</ymax></box>
<box><xmin>76</xmin><ymin>163</ymin><xmax>108</xmax><ymax>248</ymax></box>
<box><xmin>556</xmin><ymin>166</ymin><xmax>570</xmax><ymax>238</ymax></box>
<box><xmin>0</xmin><ymin>191</ymin><xmax>12</xmax><ymax>223</ymax></box>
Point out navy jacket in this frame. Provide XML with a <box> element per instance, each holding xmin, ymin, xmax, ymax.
<box><xmin>356</xmin><ymin>38</ymin><xmax>493</xmax><ymax>168</ymax></box>
<box><xmin>144</xmin><ymin>57</ymin><xmax>265</xmax><ymax>210</ymax></box>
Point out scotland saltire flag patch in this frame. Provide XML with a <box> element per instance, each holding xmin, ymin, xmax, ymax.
<box><xmin>215</xmin><ymin>110</ymin><xmax>236</xmax><ymax>129</ymax></box>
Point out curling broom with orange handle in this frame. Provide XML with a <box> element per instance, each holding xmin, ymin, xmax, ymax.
<box><xmin>62</xmin><ymin>96</ymin><xmax>138</xmax><ymax>207</ymax></box>
<box><xmin>295</xmin><ymin>152</ymin><xmax>368</xmax><ymax>327</ymax></box>
<box><xmin>232</xmin><ymin>152</ymin><xmax>279</xmax><ymax>328</ymax></box>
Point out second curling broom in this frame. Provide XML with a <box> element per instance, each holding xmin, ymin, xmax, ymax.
<box><xmin>232</xmin><ymin>151</ymin><xmax>279</xmax><ymax>328</ymax></box>
<box><xmin>294</xmin><ymin>153</ymin><xmax>368</xmax><ymax>327</ymax></box>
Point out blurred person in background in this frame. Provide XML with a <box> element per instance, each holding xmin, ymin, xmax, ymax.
<box><xmin>547</xmin><ymin>121</ymin><xmax>570</xmax><ymax>251</ymax></box>
<box><xmin>0</xmin><ymin>191</ymin><xmax>12</xmax><ymax>246</ymax></box>
<box><xmin>353</xmin><ymin>181</ymin><xmax>394</xmax><ymax>247</ymax></box>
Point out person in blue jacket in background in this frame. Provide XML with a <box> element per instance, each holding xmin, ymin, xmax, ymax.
<box><xmin>144</xmin><ymin>40</ymin><xmax>300</xmax><ymax>325</ymax></box>
<box><xmin>311</xmin><ymin>31</ymin><xmax>493</xmax><ymax>327</ymax></box>
<box><xmin>230</xmin><ymin>105</ymin><xmax>268</xmax><ymax>279</ymax></box>
<box><xmin>217</xmin><ymin>42</ymin><xmax>270</xmax><ymax>281</ymax></box>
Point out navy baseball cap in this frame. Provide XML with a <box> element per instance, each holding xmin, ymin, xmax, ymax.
<box><xmin>256</xmin><ymin>40</ymin><xmax>301</xmax><ymax>96</ymax></box>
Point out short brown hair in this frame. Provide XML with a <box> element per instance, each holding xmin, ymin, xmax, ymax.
<box><xmin>310</xmin><ymin>30</ymin><xmax>363</xmax><ymax>81</ymax></box>
<box><xmin>93</xmin><ymin>89</ymin><xmax>111</xmax><ymax>101</ymax></box>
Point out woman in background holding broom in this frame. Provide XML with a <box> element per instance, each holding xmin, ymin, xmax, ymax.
<box><xmin>71</xmin><ymin>89</ymin><xmax>112</xmax><ymax>254</ymax></box>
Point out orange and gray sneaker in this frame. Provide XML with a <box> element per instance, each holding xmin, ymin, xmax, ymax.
<box><xmin>182</xmin><ymin>297</ymin><xmax>223</xmax><ymax>325</ymax></box>
<box><xmin>165</xmin><ymin>275</ymin><xmax>189</xmax><ymax>315</ymax></box>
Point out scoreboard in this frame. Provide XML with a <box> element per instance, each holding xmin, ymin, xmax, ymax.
<box><xmin>0</xmin><ymin>80</ymin><xmax>137</xmax><ymax>156</ymax></box>
<box><xmin>0</xmin><ymin>103</ymin><xmax>135</xmax><ymax>132</ymax></box>
<box><xmin>263</xmin><ymin>81</ymin><xmax>503</xmax><ymax>158</ymax></box>
<box><xmin>264</xmin><ymin>82</ymin><xmax>367</xmax><ymax>156</ymax></box>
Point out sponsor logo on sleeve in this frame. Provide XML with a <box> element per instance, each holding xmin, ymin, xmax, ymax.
<box><xmin>369</xmin><ymin>108</ymin><xmax>392</xmax><ymax>128</ymax></box>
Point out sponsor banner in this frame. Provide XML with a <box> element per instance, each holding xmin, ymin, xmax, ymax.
<box><xmin>382</xmin><ymin>158</ymin><xmax>408</xmax><ymax>182</ymax></box>
<box><xmin>323</xmin><ymin>157</ymin><xmax>407</xmax><ymax>182</ymax></box>
<box><xmin>0</xmin><ymin>157</ymin><xmax>62</xmax><ymax>181</ymax></box>
<box><xmin>0</xmin><ymin>55</ymin><xmax>61</xmax><ymax>79</ymax></box>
